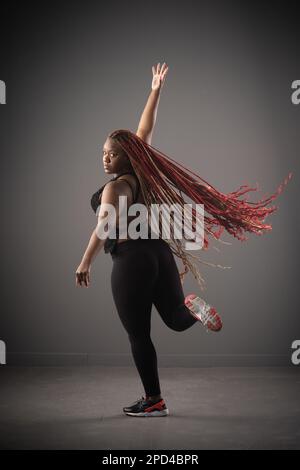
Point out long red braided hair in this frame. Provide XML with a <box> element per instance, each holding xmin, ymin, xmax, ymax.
<box><xmin>108</xmin><ymin>129</ymin><xmax>293</xmax><ymax>291</ymax></box>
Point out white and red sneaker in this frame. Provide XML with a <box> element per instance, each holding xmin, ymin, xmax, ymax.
<box><xmin>184</xmin><ymin>294</ymin><xmax>222</xmax><ymax>332</ymax></box>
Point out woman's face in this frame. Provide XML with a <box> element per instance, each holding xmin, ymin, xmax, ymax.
<box><xmin>102</xmin><ymin>138</ymin><xmax>131</xmax><ymax>174</ymax></box>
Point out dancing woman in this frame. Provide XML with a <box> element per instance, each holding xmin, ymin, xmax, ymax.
<box><xmin>75</xmin><ymin>62</ymin><xmax>292</xmax><ymax>417</ymax></box>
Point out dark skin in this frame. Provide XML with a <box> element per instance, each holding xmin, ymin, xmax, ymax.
<box><xmin>76</xmin><ymin>61</ymin><xmax>169</xmax><ymax>288</ymax></box>
<box><xmin>102</xmin><ymin>137</ymin><xmax>132</xmax><ymax>177</ymax></box>
<box><xmin>76</xmin><ymin>141</ymin><xmax>162</xmax><ymax>402</ymax></box>
<box><xmin>75</xmin><ymin>62</ymin><xmax>169</xmax><ymax>402</ymax></box>
<box><xmin>75</xmin><ymin>137</ymin><xmax>135</xmax><ymax>291</ymax></box>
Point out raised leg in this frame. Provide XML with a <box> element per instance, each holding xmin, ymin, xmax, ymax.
<box><xmin>153</xmin><ymin>242</ymin><xmax>199</xmax><ymax>332</ymax></box>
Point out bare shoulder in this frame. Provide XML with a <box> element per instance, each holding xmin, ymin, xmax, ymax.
<box><xmin>117</xmin><ymin>173</ymin><xmax>138</xmax><ymax>187</ymax></box>
<box><xmin>98</xmin><ymin>181</ymin><xmax>127</xmax><ymax>219</ymax></box>
<box><xmin>102</xmin><ymin>179</ymin><xmax>125</xmax><ymax>196</ymax></box>
<box><xmin>101</xmin><ymin>178</ymin><xmax>134</xmax><ymax>202</ymax></box>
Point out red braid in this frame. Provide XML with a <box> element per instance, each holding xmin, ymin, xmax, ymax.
<box><xmin>108</xmin><ymin>129</ymin><xmax>293</xmax><ymax>290</ymax></box>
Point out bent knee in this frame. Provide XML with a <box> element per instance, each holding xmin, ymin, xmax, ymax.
<box><xmin>170</xmin><ymin>323</ymin><xmax>188</xmax><ymax>332</ymax></box>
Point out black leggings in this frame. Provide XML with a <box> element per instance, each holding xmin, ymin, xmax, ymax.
<box><xmin>110</xmin><ymin>238</ymin><xmax>198</xmax><ymax>397</ymax></box>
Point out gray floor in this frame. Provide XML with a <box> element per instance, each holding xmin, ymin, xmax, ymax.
<box><xmin>0</xmin><ymin>366</ymin><xmax>299</xmax><ymax>450</ymax></box>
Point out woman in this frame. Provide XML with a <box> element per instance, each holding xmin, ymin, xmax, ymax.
<box><xmin>75</xmin><ymin>62</ymin><xmax>292</xmax><ymax>418</ymax></box>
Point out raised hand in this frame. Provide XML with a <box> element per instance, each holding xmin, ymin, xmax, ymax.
<box><xmin>151</xmin><ymin>62</ymin><xmax>169</xmax><ymax>91</ymax></box>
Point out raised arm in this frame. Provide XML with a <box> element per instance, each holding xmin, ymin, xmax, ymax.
<box><xmin>136</xmin><ymin>62</ymin><xmax>169</xmax><ymax>145</ymax></box>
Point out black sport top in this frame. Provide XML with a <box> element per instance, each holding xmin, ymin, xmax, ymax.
<box><xmin>90</xmin><ymin>171</ymin><xmax>148</xmax><ymax>254</ymax></box>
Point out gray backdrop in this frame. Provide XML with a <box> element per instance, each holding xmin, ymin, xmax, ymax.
<box><xmin>1</xmin><ymin>0</ymin><xmax>299</xmax><ymax>366</ymax></box>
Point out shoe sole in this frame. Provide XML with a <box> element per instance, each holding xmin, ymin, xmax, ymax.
<box><xmin>124</xmin><ymin>409</ymin><xmax>169</xmax><ymax>417</ymax></box>
<box><xmin>185</xmin><ymin>294</ymin><xmax>222</xmax><ymax>332</ymax></box>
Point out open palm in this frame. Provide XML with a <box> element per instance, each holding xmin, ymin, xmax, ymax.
<box><xmin>152</xmin><ymin>62</ymin><xmax>169</xmax><ymax>91</ymax></box>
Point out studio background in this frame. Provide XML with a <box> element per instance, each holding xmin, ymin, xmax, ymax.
<box><xmin>1</xmin><ymin>0</ymin><xmax>299</xmax><ymax>367</ymax></box>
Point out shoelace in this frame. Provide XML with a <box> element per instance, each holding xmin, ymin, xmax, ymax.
<box><xmin>140</xmin><ymin>396</ymin><xmax>160</xmax><ymax>405</ymax></box>
<box><xmin>134</xmin><ymin>396</ymin><xmax>146</xmax><ymax>405</ymax></box>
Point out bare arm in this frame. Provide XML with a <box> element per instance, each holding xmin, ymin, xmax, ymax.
<box><xmin>75</xmin><ymin>181</ymin><xmax>131</xmax><ymax>287</ymax></box>
<box><xmin>75</xmin><ymin>226</ymin><xmax>106</xmax><ymax>288</ymax></box>
<box><xmin>80</xmin><ymin>228</ymin><xmax>105</xmax><ymax>266</ymax></box>
<box><xmin>136</xmin><ymin>62</ymin><xmax>169</xmax><ymax>144</ymax></box>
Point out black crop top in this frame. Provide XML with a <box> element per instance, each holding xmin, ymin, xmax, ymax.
<box><xmin>90</xmin><ymin>171</ymin><xmax>147</xmax><ymax>254</ymax></box>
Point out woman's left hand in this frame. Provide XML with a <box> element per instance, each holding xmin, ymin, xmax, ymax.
<box><xmin>152</xmin><ymin>62</ymin><xmax>169</xmax><ymax>91</ymax></box>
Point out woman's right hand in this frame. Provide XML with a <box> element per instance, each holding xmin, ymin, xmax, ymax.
<box><xmin>152</xmin><ymin>62</ymin><xmax>169</xmax><ymax>91</ymax></box>
<box><xmin>75</xmin><ymin>261</ymin><xmax>91</xmax><ymax>287</ymax></box>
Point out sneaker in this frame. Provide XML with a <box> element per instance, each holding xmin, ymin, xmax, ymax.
<box><xmin>184</xmin><ymin>294</ymin><xmax>222</xmax><ymax>332</ymax></box>
<box><xmin>122</xmin><ymin>396</ymin><xmax>169</xmax><ymax>417</ymax></box>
